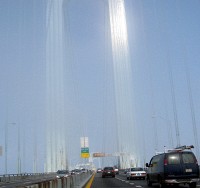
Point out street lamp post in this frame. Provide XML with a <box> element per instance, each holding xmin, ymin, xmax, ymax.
<box><xmin>5</xmin><ymin>122</ymin><xmax>8</xmax><ymax>174</ymax></box>
<box><xmin>18</xmin><ymin>124</ymin><xmax>21</xmax><ymax>174</ymax></box>
<box><xmin>5</xmin><ymin>122</ymin><xmax>21</xmax><ymax>174</ymax></box>
<box><xmin>5</xmin><ymin>122</ymin><xmax>16</xmax><ymax>174</ymax></box>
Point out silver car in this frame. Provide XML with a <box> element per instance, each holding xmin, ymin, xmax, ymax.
<box><xmin>126</xmin><ymin>167</ymin><xmax>146</xmax><ymax>180</ymax></box>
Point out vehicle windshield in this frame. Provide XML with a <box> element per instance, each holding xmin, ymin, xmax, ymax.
<box><xmin>131</xmin><ymin>168</ymin><xmax>143</xmax><ymax>171</ymax></box>
<box><xmin>168</xmin><ymin>153</ymin><xmax>180</xmax><ymax>164</ymax></box>
<box><xmin>166</xmin><ymin>152</ymin><xmax>196</xmax><ymax>165</ymax></box>
<box><xmin>104</xmin><ymin>167</ymin><xmax>113</xmax><ymax>170</ymax></box>
<box><xmin>182</xmin><ymin>153</ymin><xmax>195</xmax><ymax>164</ymax></box>
<box><xmin>57</xmin><ymin>170</ymin><xmax>69</xmax><ymax>174</ymax></box>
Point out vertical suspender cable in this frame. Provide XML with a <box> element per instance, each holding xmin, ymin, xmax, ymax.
<box><xmin>176</xmin><ymin>1</ymin><xmax>200</xmax><ymax>161</ymax></box>
<box><xmin>166</xmin><ymin>50</ymin><xmax>181</xmax><ymax>147</ymax></box>
<box><xmin>183</xmin><ymin>45</ymin><xmax>200</xmax><ymax>162</ymax></box>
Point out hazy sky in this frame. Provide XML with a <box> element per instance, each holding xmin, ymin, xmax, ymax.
<box><xmin>0</xmin><ymin>0</ymin><xmax>200</xmax><ymax>174</ymax></box>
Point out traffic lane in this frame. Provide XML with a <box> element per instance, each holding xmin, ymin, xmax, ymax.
<box><xmin>91</xmin><ymin>173</ymin><xmax>135</xmax><ymax>187</ymax></box>
<box><xmin>92</xmin><ymin>173</ymin><xmax>198</xmax><ymax>188</ymax></box>
<box><xmin>117</xmin><ymin>173</ymin><xmax>196</xmax><ymax>188</ymax></box>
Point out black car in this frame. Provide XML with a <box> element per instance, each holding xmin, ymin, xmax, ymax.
<box><xmin>146</xmin><ymin>145</ymin><xmax>199</xmax><ymax>188</ymax></box>
<box><xmin>102</xmin><ymin>167</ymin><xmax>115</xmax><ymax>178</ymax></box>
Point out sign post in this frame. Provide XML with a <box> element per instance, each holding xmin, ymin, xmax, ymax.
<box><xmin>0</xmin><ymin>146</ymin><xmax>2</xmax><ymax>156</ymax></box>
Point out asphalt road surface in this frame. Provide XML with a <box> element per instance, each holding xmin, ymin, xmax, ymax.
<box><xmin>90</xmin><ymin>172</ymin><xmax>200</xmax><ymax>188</ymax></box>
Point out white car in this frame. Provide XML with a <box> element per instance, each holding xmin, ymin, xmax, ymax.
<box><xmin>114</xmin><ymin>168</ymin><xmax>119</xmax><ymax>174</ymax></box>
<box><xmin>97</xmin><ymin>168</ymin><xmax>102</xmax><ymax>173</ymax></box>
<box><xmin>126</xmin><ymin>167</ymin><xmax>146</xmax><ymax>180</ymax></box>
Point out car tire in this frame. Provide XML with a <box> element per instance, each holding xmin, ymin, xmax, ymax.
<box><xmin>127</xmin><ymin>176</ymin><xmax>129</xmax><ymax>180</ymax></box>
<box><xmin>158</xmin><ymin>183</ymin><xmax>166</xmax><ymax>188</ymax></box>
<box><xmin>158</xmin><ymin>179</ymin><xmax>166</xmax><ymax>188</ymax></box>
<box><xmin>189</xmin><ymin>182</ymin><xmax>197</xmax><ymax>188</ymax></box>
<box><xmin>102</xmin><ymin>175</ymin><xmax>105</xmax><ymax>178</ymax></box>
<box><xmin>147</xmin><ymin>177</ymin><xmax>152</xmax><ymax>187</ymax></box>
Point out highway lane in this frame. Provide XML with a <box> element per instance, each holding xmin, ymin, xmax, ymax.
<box><xmin>90</xmin><ymin>173</ymin><xmax>135</xmax><ymax>187</ymax></box>
<box><xmin>90</xmin><ymin>172</ymin><xmax>199</xmax><ymax>188</ymax></box>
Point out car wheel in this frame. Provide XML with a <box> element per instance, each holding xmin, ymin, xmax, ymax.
<box><xmin>112</xmin><ymin>175</ymin><xmax>115</xmax><ymax>178</ymax></box>
<box><xmin>189</xmin><ymin>182</ymin><xmax>197</xmax><ymax>188</ymax></box>
<box><xmin>158</xmin><ymin>180</ymin><xmax>166</xmax><ymax>188</ymax></box>
<box><xmin>158</xmin><ymin>183</ymin><xmax>165</xmax><ymax>188</ymax></box>
<box><xmin>127</xmin><ymin>176</ymin><xmax>129</xmax><ymax>180</ymax></box>
<box><xmin>102</xmin><ymin>175</ymin><xmax>105</xmax><ymax>178</ymax></box>
<box><xmin>147</xmin><ymin>177</ymin><xmax>152</xmax><ymax>187</ymax></box>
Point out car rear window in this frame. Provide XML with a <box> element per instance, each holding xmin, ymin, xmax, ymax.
<box><xmin>131</xmin><ymin>168</ymin><xmax>143</xmax><ymax>171</ymax></box>
<box><xmin>182</xmin><ymin>153</ymin><xmax>195</xmax><ymax>164</ymax></box>
<box><xmin>104</xmin><ymin>167</ymin><xmax>113</xmax><ymax>170</ymax></box>
<box><xmin>168</xmin><ymin>153</ymin><xmax>180</xmax><ymax>164</ymax></box>
<box><xmin>57</xmin><ymin>170</ymin><xmax>69</xmax><ymax>174</ymax></box>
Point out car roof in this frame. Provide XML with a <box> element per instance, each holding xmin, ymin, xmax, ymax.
<box><xmin>154</xmin><ymin>150</ymin><xmax>194</xmax><ymax>157</ymax></box>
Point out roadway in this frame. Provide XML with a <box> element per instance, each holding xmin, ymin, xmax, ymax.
<box><xmin>90</xmin><ymin>172</ymin><xmax>200</xmax><ymax>188</ymax></box>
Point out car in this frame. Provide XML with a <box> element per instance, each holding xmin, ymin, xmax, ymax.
<box><xmin>102</xmin><ymin>167</ymin><xmax>115</xmax><ymax>178</ymax></box>
<box><xmin>114</xmin><ymin>168</ymin><xmax>119</xmax><ymax>174</ymax></box>
<box><xmin>97</xmin><ymin>168</ymin><xmax>102</xmax><ymax>173</ymax></box>
<box><xmin>71</xmin><ymin>169</ymin><xmax>82</xmax><ymax>175</ymax></box>
<box><xmin>146</xmin><ymin>145</ymin><xmax>199</xmax><ymax>188</ymax></box>
<box><xmin>124</xmin><ymin>168</ymin><xmax>128</xmax><ymax>174</ymax></box>
<box><xmin>56</xmin><ymin>170</ymin><xmax>70</xmax><ymax>178</ymax></box>
<box><xmin>126</xmin><ymin>167</ymin><xmax>146</xmax><ymax>180</ymax></box>
<box><xmin>81</xmin><ymin>168</ymin><xmax>87</xmax><ymax>173</ymax></box>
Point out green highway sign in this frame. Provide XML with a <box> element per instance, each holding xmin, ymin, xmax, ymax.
<box><xmin>81</xmin><ymin>147</ymin><xmax>89</xmax><ymax>158</ymax></box>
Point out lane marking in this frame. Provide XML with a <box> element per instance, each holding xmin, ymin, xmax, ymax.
<box><xmin>84</xmin><ymin>173</ymin><xmax>95</xmax><ymax>188</ymax></box>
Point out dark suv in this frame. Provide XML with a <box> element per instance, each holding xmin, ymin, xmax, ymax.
<box><xmin>146</xmin><ymin>146</ymin><xmax>199</xmax><ymax>188</ymax></box>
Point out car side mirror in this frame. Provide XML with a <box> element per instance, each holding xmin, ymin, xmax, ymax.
<box><xmin>146</xmin><ymin>163</ymin><xmax>149</xmax><ymax>167</ymax></box>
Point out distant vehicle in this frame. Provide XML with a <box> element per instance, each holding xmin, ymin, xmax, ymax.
<box><xmin>124</xmin><ymin>168</ymin><xmax>128</xmax><ymax>174</ymax></box>
<box><xmin>126</xmin><ymin>167</ymin><xmax>146</xmax><ymax>180</ymax></box>
<box><xmin>71</xmin><ymin>169</ymin><xmax>82</xmax><ymax>175</ymax></box>
<box><xmin>102</xmin><ymin>167</ymin><xmax>115</xmax><ymax>178</ymax></box>
<box><xmin>56</xmin><ymin>170</ymin><xmax>70</xmax><ymax>178</ymax></box>
<box><xmin>81</xmin><ymin>168</ymin><xmax>87</xmax><ymax>173</ymax></box>
<box><xmin>146</xmin><ymin>145</ymin><xmax>199</xmax><ymax>188</ymax></box>
<box><xmin>114</xmin><ymin>168</ymin><xmax>119</xmax><ymax>174</ymax></box>
<box><xmin>97</xmin><ymin>168</ymin><xmax>102</xmax><ymax>173</ymax></box>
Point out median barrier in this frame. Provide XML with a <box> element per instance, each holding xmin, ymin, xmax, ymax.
<box><xmin>24</xmin><ymin>170</ymin><xmax>93</xmax><ymax>188</ymax></box>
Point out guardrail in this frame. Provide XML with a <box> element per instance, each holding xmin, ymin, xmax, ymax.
<box><xmin>25</xmin><ymin>171</ymin><xmax>94</xmax><ymax>188</ymax></box>
<box><xmin>0</xmin><ymin>171</ymin><xmax>94</xmax><ymax>188</ymax></box>
<box><xmin>0</xmin><ymin>172</ymin><xmax>56</xmax><ymax>183</ymax></box>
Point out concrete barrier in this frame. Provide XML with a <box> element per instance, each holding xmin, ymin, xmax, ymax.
<box><xmin>0</xmin><ymin>173</ymin><xmax>56</xmax><ymax>183</ymax></box>
<box><xmin>25</xmin><ymin>170</ymin><xmax>94</xmax><ymax>188</ymax></box>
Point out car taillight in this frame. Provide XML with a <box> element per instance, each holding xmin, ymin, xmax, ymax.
<box><xmin>195</xmin><ymin>158</ymin><xmax>198</xmax><ymax>165</ymax></box>
<box><xmin>164</xmin><ymin>159</ymin><xmax>168</xmax><ymax>165</ymax></box>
